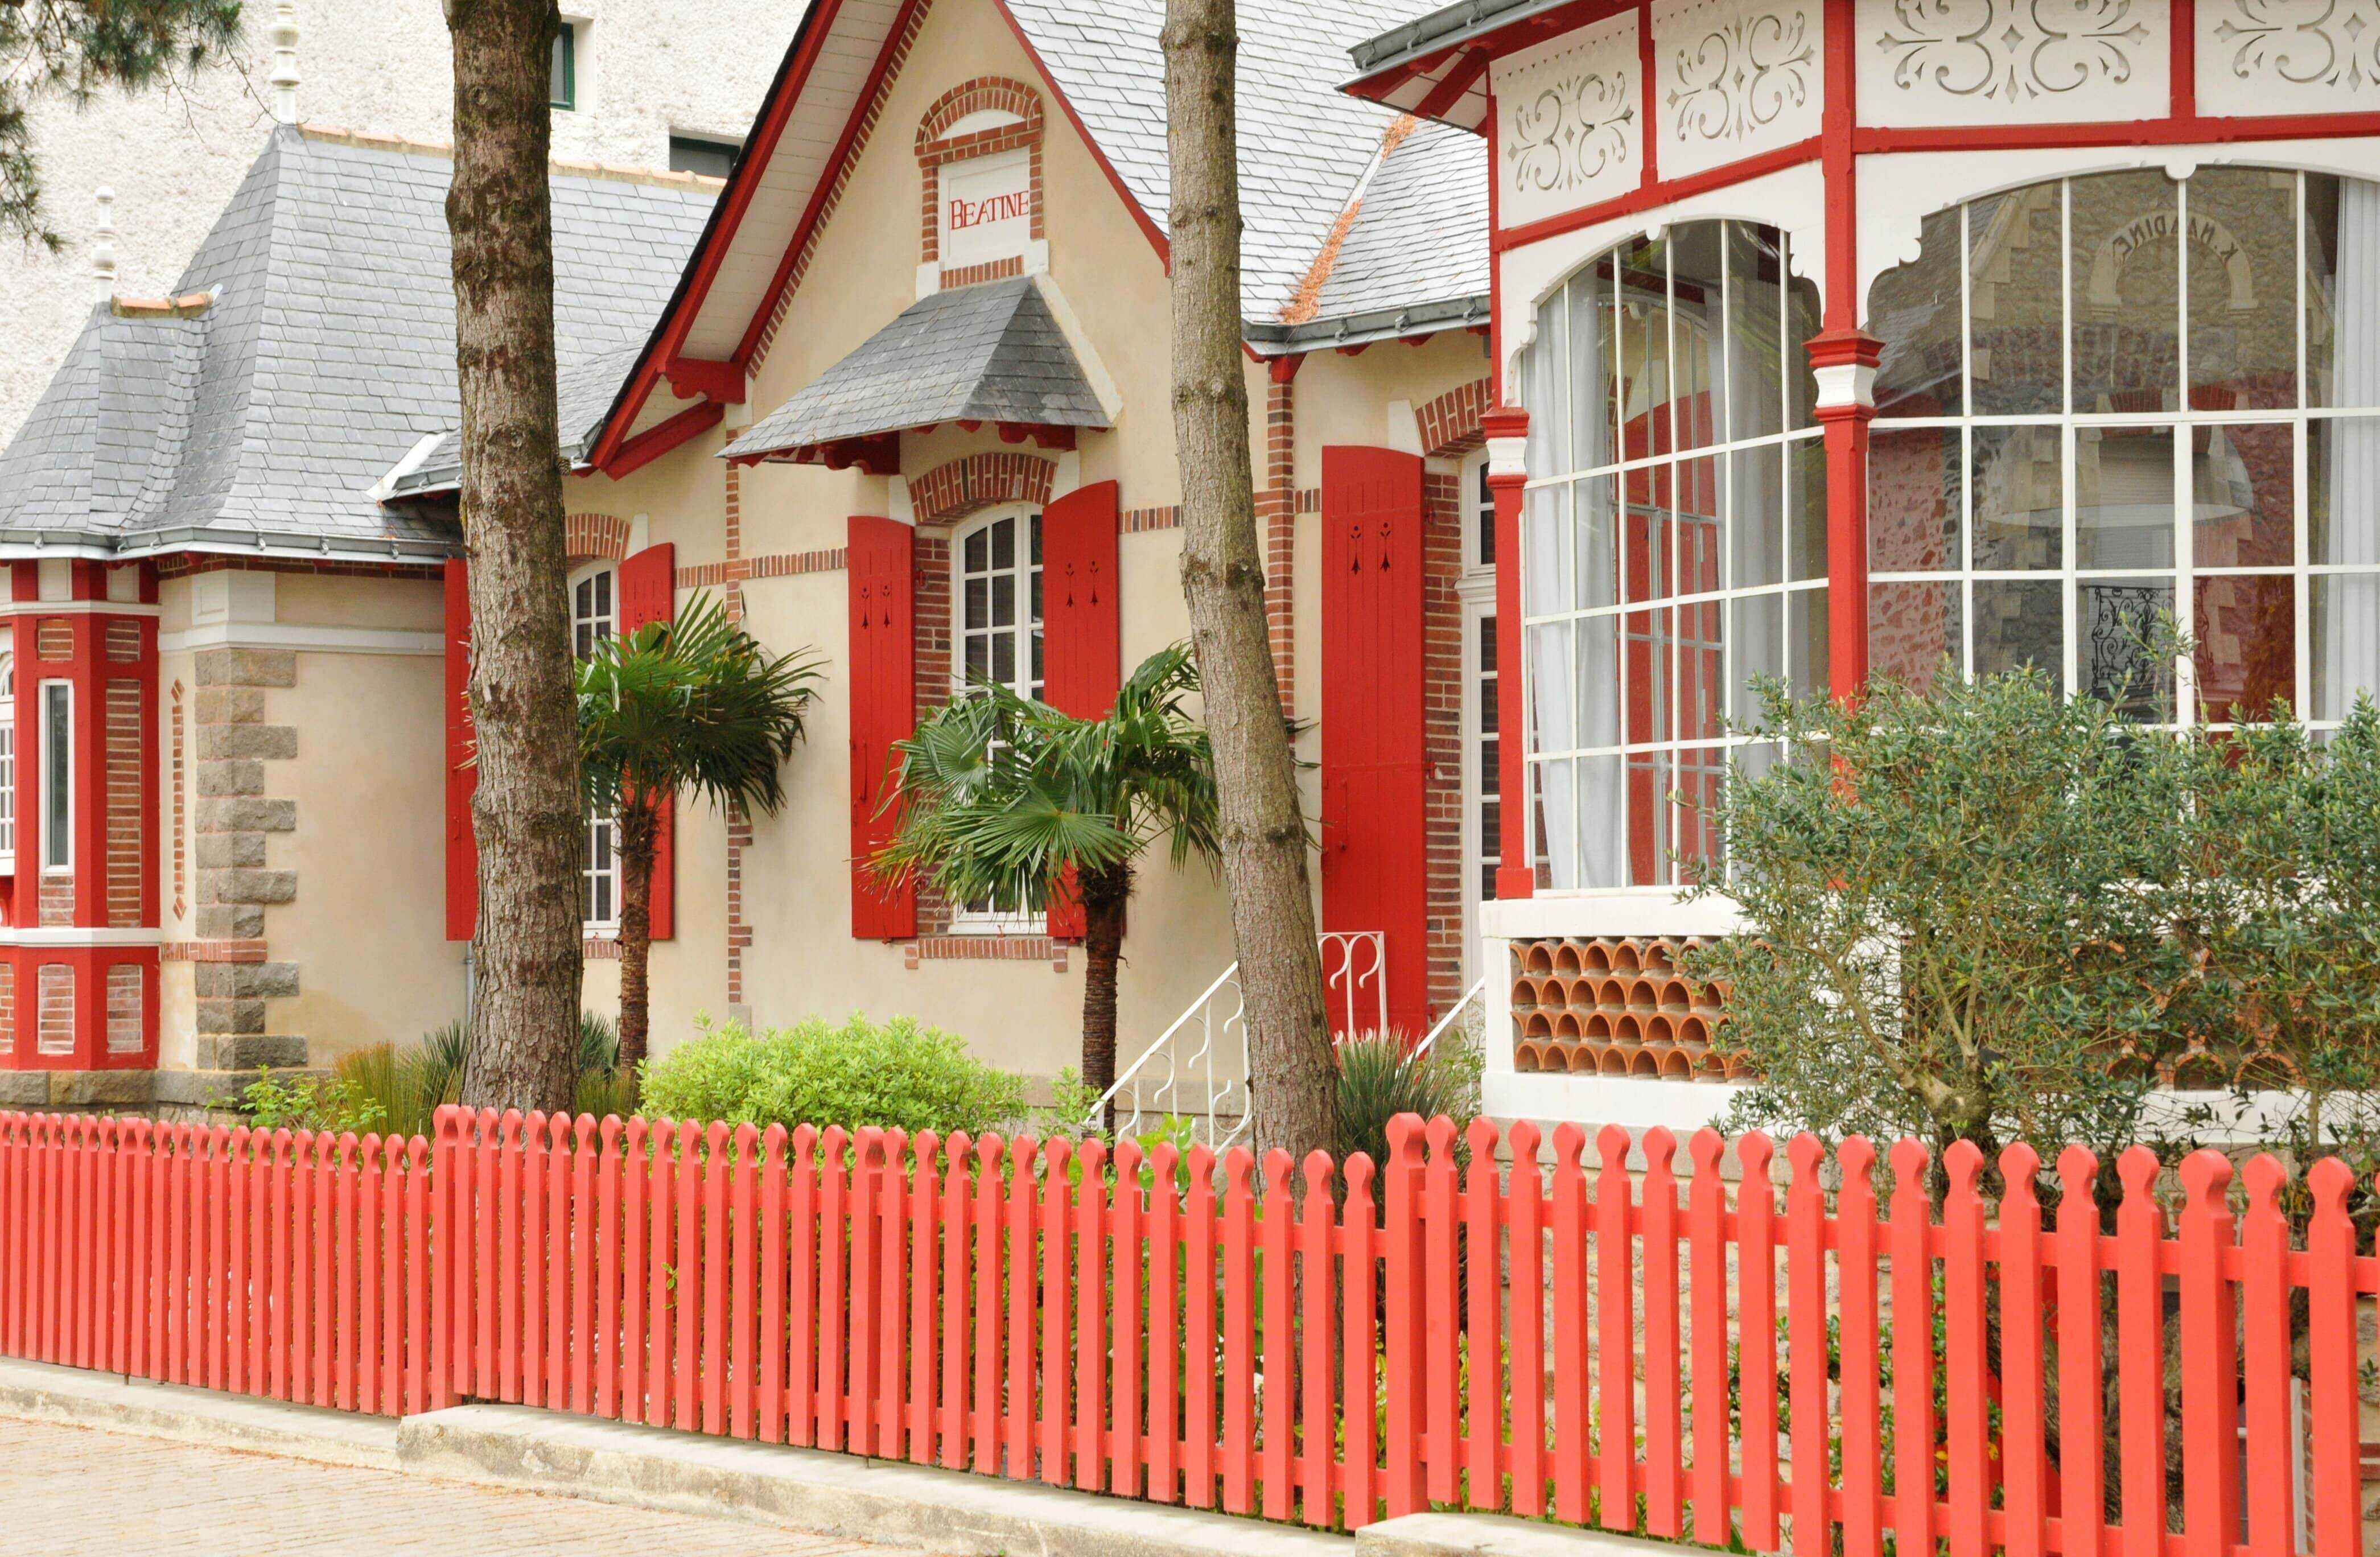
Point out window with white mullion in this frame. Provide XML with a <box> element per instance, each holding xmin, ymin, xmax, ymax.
<box><xmin>0</xmin><ymin>660</ymin><xmax>15</xmax><ymax>870</ymax></box>
<box><xmin>951</xmin><ymin>507</ymin><xmax>1044</xmax><ymax>932</ymax></box>
<box><xmin>570</xmin><ymin>559</ymin><xmax>620</xmax><ymax>931</ymax></box>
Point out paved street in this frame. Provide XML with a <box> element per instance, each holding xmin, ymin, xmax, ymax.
<box><xmin>0</xmin><ymin>1414</ymin><xmax>937</xmax><ymax>1556</ymax></box>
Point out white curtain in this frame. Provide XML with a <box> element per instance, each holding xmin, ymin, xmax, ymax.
<box><xmin>2324</xmin><ymin>179</ymin><xmax>2380</xmax><ymax>718</ymax></box>
<box><xmin>1523</xmin><ymin>286</ymin><xmax>1579</xmax><ymax>888</ymax></box>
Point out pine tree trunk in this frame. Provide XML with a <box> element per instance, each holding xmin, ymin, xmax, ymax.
<box><xmin>447</xmin><ymin>0</ymin><xmax>583</xmax><ymax>1114</ymax></box>
<box><xmin>1079</xmin><ymin>864</ymin><xmax>1130</xmax><ymax>1125</ymax></box>
<box><xmin>616</xmin><ymin>798</ymin><xmax>656</xmax><ymax>1074</ymax></box>
<box><xmin>1161</xmin><ymin>0</ymin><xmax>1336</xmax><ymax>1164</ymax></box>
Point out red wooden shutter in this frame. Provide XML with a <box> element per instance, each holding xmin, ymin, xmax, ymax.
<box><xmin>443</xmin><ymin>559</ymin><xmax>477</xmax><ymax>941</ymax></box>
<box><xmin>1319</xmin><ymin>446</ymin><xmax>1428</xmax><ymax>1039</ymax></box>
<box><xmin>618</xmin><ymin>542</ymin><xmax>677</xmax><ymax>941</ymax></box>
<box><xmin>847</xmin><ymin>515</ymin><xmax>917</xmax><ymax>940</ymax></box>
<box><xmin>1040</xmin><ymin>480</ymin><xmax>1121</xmax><ymax>941</ymax></box>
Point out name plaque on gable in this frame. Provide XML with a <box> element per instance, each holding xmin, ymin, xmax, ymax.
<box><xmin>940</xmin><ymin>147</ymin><xmax>1032</xmax><ymax>271</ymax></box>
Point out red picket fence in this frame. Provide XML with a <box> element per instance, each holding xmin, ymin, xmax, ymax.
<box><xmin>1</xmin><ymin>1106</ymin><xmax>2374</xmax><ymax>1557</ymax></box>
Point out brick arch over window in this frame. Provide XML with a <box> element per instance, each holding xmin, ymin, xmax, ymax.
<box><xmin>914</xmin><ymin>77</ymin><xmax>1044</xmax><ymax>160</ymax></box>
<box><xmin>908</xmin><ymin>453</ymin><xmax>1056</xmax><ymax>528</ymax></box>
<box><xmin>1418</xmin><ymin>377</ymin><xmax>1496</xmax><ymax>460</ymax></box>
<box><xmin>563</xmin><ymin>513</ymin><xmax>631</xmax><ymax>563</ymax></box>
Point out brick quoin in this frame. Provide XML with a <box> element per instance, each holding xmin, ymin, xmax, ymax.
<box><xmin>906</xmin><ymin>452</ymin><xmax>1055</xmax><ymax>526</ymax></box>
<box><xmin>563</xmin><ymin>513</ymin><xmax>632</xmax><ymax>564</ymax></box>
<box><xmin>909</xmin><ymin>534</ymin><xmax>961</xmax><ymax>938</ymax></box>
<box><xmin>1420</xmin><ymin>469</ymin><xmax>1467</xmax><ymax>1019</ymax></box>
<box><xmin>1261</xmin><ymin>365</ymin><xmax>1298</xmax><ymax>711</ymax></box>
<box><xmin>1418</xmin><ymin>377</ymin><xmax>1495</xmax><ymax>461</ymax></box>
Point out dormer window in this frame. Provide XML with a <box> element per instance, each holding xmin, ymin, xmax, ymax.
<box><xmin>914</xmin><ymin>79</ymin><xmax>1045</xmax><ymax>291</ymax></box>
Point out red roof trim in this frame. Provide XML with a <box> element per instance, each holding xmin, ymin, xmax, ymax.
<box><xmin>600</xmin><ymin>401</ymin><xmax>725</xmax><ymax>480</ymax></box>
<box><xmin>586</xmin><ymin>0</ymin><xmax>861</xmax><ymax>469</ymax></box>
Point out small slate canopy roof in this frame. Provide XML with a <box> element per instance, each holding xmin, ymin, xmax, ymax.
<box><xmin>725</xmin><ymin>277</ymin><xmax>1110</xmax><ymax>463</ymax></box>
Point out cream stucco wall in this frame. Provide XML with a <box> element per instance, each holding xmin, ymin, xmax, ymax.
<box><xmin>0</xmin><ymin>0</ymin><xmax>794</xmax><ymax>445</ymax></box>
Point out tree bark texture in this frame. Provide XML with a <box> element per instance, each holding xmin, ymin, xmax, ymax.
<box><xmin>1162</xmin><ymin>0</ymin><xmax>1337</xmax><ymax>1164</ymax></box>
<box><xmin>447</xmin><ymin>0</ymin><xmax>583</xmax><ymax>1115</ymax></box>
<box><xmin>1078</xmin><ymin>864</ymin><xmax>1131</xmax><ymax>1121</ymax></box>
<box><xmin>616</xmin><ymin>798</ymin><xmax>656</xmax><ymax>1076</ymax></box>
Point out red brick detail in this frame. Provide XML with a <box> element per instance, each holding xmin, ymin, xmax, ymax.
<box><xmin>916</xmin><ymin>77</ymin><xmax>1045</xmax><ymax>285</ymax></box>
<box><xmin>38</xmin><ymin>879</ymin><xmax>71</xmax><ymax>929</ymax></box>
<box><xmin>1261</xmin><ymin>373</ymin><xmax>1297</xmax><ymax>709</ymax></box>
<box><xmin>903</xmin><ymin>934</ymin><xmax>1068</xmax><ymax>970</ymax></box>
<box><xmin>105</xmin><ymin>965</ymin><xmax>142</xmax><ymax>1055</ymax></box>
<box><xmin>723</xmin><ymin>462</ymin><xmax>744</xmax><ymax>1002</ymax></box>
<box><xmin>34</xmin><ymin>620</ymin><xmax>68</xmax><ymax>663</ymax></box>
<box><xmin>744</xmin><ymin>549</ymin><xmax>846</xmax><ymax>580</ymax></box>
<box><xmin>35</xmin><ymin>964</ymin><xmax>71</xmax><ymax>1055</ymax></box>
<box><xmin>160</xmin><ymin>940</ymin><xmax>269</xmax><ymax>963</ymax></box>
<box><xmin>563</xmin><ymin>513</ymin><xmax>632</xmax><ymax>564</ymax></box>
<box><xmin>937</xmin><ymin>256</ymin><xmax>1026</xmax><ymax>289</ymax></box>
<box><xmin>1420</xmin><ymin>469</ymin><xmax>1468</xmax><ymax>1019</ymax></box>
<box><xmin>908</xmin><ymin>453</ymin><xmax>1056</xmax><ymax>527</ymax></box>
<box><xmin>750</xmin><ymin>0</ymin><xmax>931</xmax><ymax>369</ymax></box>
<box><xmin>0</xmin><ymin>964</ymin><xmax>13</xmax><ymax>1052</ymax></box>
<box><xmin>1121</xmin><ymin>506</ymin><xmax>1180</xmax><ymax>534</ymax></box>
<box><xmin>908</xmin><ymin>534</ymin><xmax>960</xmax><ymax>938</ymax></box>
<box><xmin>104</xmin><ymin>677</ymin><xmax>142</xmax><ymax>929</ymax></box>
<box><xmin>152</xmin><ymin>555</ymin><xmax>443</xmax><ymax>582</ymax></box>
<box><xmin>102</xmin><ymin>621</ymin><xmax>140</xmax><ymax>664</ymax></box>
<box><xmin>1418</xmin><ymin>377</ymin><xmax>1497</xmax><ymax>459</ymax></box>
<box><xmin>170</xmin><ymin>682</ymin><xmax>186</xmax><ymax>920</ymax></box>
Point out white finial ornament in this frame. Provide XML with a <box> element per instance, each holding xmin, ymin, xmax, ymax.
<box><xmin>92</xmin><ymin>187</ymin><xmax>117</xmax><ymax>304</ymax></box>
<box><xmin>269</xmin><ymin>3</ymin><xmax>301</xmax><ymax>126</ymax></box>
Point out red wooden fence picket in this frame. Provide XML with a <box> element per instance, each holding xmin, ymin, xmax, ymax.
<box><xmin>1</xmin><ymin>1104</ymin><xmax>2374</xmax><ymax>1557</ymax></box>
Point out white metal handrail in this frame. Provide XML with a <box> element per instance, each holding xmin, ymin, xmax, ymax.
<box><xmin>1414</xmin><ymin>974</ymin><xmax>1487</xmax><ymax>1058</ymax></box>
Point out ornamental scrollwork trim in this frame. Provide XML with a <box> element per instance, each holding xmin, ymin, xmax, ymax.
<box><xmin>2210</xmin><ymin>0</ymin><xmax>2380</xmax><ymax>90</ymax></box>
<box><xmin>1504</xmin><ymin>66</ymin><xmax>1638</xmax><ymax>197</ymax></box>
<box><xmin>1873</xmin><ymin>0</ymin><xmax>2152</xmax><ymax>101</ymax></box>
<box><xmin>1666</xmin><ymin>6</ymin><xmax>1817</xmax><ymax>145</ymax></box>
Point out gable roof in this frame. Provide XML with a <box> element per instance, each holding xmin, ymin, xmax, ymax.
<box><xmin>0</xmin><ymin>125</ymin><xmax>715</xmax><ymax>559</ymax></box>
<box><xmin>726</xmin><ymin>276</ymin><xmax>1109</xmax><ymax>461</ymax></box>
<box><xmin>592</xmin><ymin>0</ymin><xmax>1486</xmax><ymax>464</ymax></box>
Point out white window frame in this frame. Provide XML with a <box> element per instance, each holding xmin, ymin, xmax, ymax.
<box><xmin>950</xmin><ymin>504</ymin><xmax>1044</xmax><ymax>935</ymax></box>
<box><xmin>0</xmin><ymin>657</ymin><xmax>17</xmax><ymax>874</ymax></box>
<box><xmin>570</xmin><ymin>559</ymin><xmax>620</xmax><ymax>932</ymax></box>
<box><xmin>39</xmin><ymin>679</ymin><xmax>70</xmax><ymax>876</ymax></box>
<box><xmin>1865</xmin><ymin>167</ymin><xmax>2380</xmax><ymax>736</ymax></box>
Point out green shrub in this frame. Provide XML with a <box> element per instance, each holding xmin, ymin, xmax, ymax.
<box><xmin>639</xmin><ymin>1012</ymin><xmax>1024</xmax><ymax>1138</ymax></box>
<box><xmin>238</xmin><ymin>1068</ymin><xmax>385</xmax><ymax>1136</ymax></box>
<box><xmin>1333</xmin><ymin>1029</ymin><xmax>1481</xmax><ymax>1169</ymax></box>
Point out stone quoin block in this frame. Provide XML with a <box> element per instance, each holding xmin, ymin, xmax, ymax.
<box><xmin>203</xmin><ymin>868</ymin><xmax>297</xmax><ymax>906</ymax></box>
<box><xmin>195</xmin><ymin>1033</ymin><xmax>307</xmax><ymax>1070</ymax></box>
<box><xmin>194</xmin><ymin>999</ymin><xmax>270</xmax><ymax>1038</ymax></box>
<box><xmin>193</xmin><ymin>647</ymin><xmax>297</xmax><ymax>688</ymax></box>
<box><xmin>196</xmin><ymin>760</ymin><xmax>266</xmax><ymax>797</ymax></box>
<box><xmin>195</xmin><ymin>833</ymin><xmax>267</xmax><ymax>869</ymax></box>
<box><xmin>198</xmin><ymin>797</ymin><xmax>295</xmax><ymax>833</ymax></box>
<box><xmin>193</xmin><ymin>686</ymin><xmax>267</xmax><ymax>723</ymax></box>
<box><xmin>196</xmin><ymin>723</ymin><xmax>297</xmax><ymax>762</ymax></box>
<box><xmin>195</xmin><ymin>905</ymin><xmax>266</xmax><ymax>940</ymax></box>
<box><xmin>194</xmin><ymin>962</ymin><xmax>299</xmax><ymax>1001</ymax></box>
<box><xmin>47</xmin><ymin>1070</ymin><xmax>156</xmax><ymax>1108</ymax></box>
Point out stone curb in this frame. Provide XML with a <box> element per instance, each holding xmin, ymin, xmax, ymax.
<box><xmin>0</xmin><ymin>1358</ymin><xmax>1683</xmax><ymax>1557</ymax></box>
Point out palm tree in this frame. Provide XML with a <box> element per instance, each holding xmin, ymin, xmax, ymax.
<box><xmin>578</xmin><ymin>595</ymin><xmax>822</xmax><ymax>1070</ymax></box>
<box><xmin>878</xmin><ymin>642</ymin><xmax>1220</xmax><ymax>1106</ymax></box>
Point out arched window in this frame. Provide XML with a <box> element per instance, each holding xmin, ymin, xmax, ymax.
<box><xmin>1866</xmin><ymin>167</ymin><xmax>2380</xmax><ymax>728</ymax></box>
<box><xmin>950</xmin><ymin>505</ymin><xmax>1043</xmax><ymax>930</ymax></box>
<box><xmin>1518</xmin><ymin>220</ymin><xmax>1825</xmax><ymax>891</ymax></box>
<box><xmin>569</xmin><ymin>560</ymin><xmax>619</xmax><ymax>929</ymax></box>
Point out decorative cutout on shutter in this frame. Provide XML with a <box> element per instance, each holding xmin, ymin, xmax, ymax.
<box><xmin>1040</xmin><ymin>480</ymin><xmax>1121</xmax><ymax>942</ymax></box>
<box><xmin>1320</xmin><ymin>446</ymin><xmax>1429</xmax><ymax>1039</ymax></box>
<box><xmin>847</xmin><ymin>516</ymin><xmax>917</xmax><ymax>940</ymax></box>
<box><xmin>443</xmin><ymin>559</ymin><xmax>477</xmax><ymax>941</ymax></box>
<box><xmin>618</xmin><ymin>542</ymin><xmax>677</xmax><ymax>941</ymax></box>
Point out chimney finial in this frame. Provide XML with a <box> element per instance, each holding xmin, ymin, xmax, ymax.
<box><xmin>269</xmin><ymin>3</ymin><xmax>300</xmax><ymax>126</ymax></box>
<box><xmin>92</xmin><ymin>186</ymin><xmax>117</xmax><ymax>304</ymax></box>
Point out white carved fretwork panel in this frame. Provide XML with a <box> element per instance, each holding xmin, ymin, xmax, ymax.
<box><xmin>1855</xmin><ymin>0</ymin><xmax>2171</xmax><ymax>126</ymax></box>
<box><xmin>1490</xmin><ymin>11</ymin><xmax>1642</xmax><ymax>230</ymax></box>
<box><xmin>2198</xmin><ymin>0</ymin><xmax>2380</xmax><ymax>115</ymax></box>
<box><xmin>1654</xmin><ymin>0</ymin><xmax>1822</xmax><ymax>181</ymax></box>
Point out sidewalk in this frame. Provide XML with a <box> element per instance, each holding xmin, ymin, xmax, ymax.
<box><xmin>0</xmin><ymin>1412</ymin><xmax>926</xmax><ymax>1556</ymax></box>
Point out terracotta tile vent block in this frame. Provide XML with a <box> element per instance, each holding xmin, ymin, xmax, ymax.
<box><xmin>1506</xmin><ymin>934</ymin><xmax>1749</xmax><ymax>1082</ymax></box>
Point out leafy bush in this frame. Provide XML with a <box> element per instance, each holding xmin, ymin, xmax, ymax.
<box><xmin>639</xmin><ymin>1013</ymin><xmax>1024</xmax><ymax>1138</ymax></box>
<box><xmin>238</xmin><ymin>1069</ymin><xmax>385</xmax><ymax>1136</ymax></box>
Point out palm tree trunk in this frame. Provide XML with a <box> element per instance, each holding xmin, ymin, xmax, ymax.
<box><xmin>616</xmin><ymin>797</ymin><xmax>657</xmax><ymax>1074</ymax></box>
<box><xmin>1162</xmin><ymin>0</ymin><xmax>1336</xmax><ymax>1164</ymax></box>
<box><xmin>1079</xmin><ymin>865</ymin><xmax>1131</xmax><ymax>1123</ymax></box>
<box><xmin>447</xmin><ymin>0</ymin><xmax>583</xmax><ymax>1115</ymax></box>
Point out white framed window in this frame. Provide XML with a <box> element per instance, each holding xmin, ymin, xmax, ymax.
<box><xmin>570</xmin><ymin>559</ymin><xmax>619</xmax><ymax>931</ymax></box>
<box><xmin>1866</xmin><ymin>166</ymin><xmax>2380</xmax><ymax>733</ymax></box>
<box><xmin>39</xmin><ymin>679</ymin><xmax>70</xmax><ymax>875</ymax></box>
<box><xmin>952</xmin><ymin>506</ymin><xmax>1044</xmax><ymax>932</ymax></box>
<box><xmin>0</xmin><ymin>658</ymin><xmax>17</xmax><ymax>872</ymax></box>
<box><xmin>1519</xmin><ymin>220</ymin><xmax>1828</xmax><ymax>891</ymax></box>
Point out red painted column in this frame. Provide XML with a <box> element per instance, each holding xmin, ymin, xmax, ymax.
<box><xmin>1483</xmin><ymin>406</ymin><xmax>1533</xmax><ymax>900</ymax></box>
<box><xmin>1815</xmin><ymin>0</ymin><xmax>1878</xmax><ymax>703</ymax></box>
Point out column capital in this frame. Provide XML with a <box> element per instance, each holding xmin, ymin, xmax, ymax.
<box><xmin>1806</xmin><ymin>328</ymin><xmax>1883</xmax><ymax>421</ymax></box>
<box><xmin>1481</xmin><ymin>405</ymin><xmax>1529</xmax><ymax>485</ymax></box>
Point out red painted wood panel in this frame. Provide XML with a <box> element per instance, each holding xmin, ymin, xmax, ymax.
<box><xmin>1040</xmin><ymin>480</ymin><xmax>1121</xmax><ymax>941</ymax></box>
<box><xmin>617</xmin><ymin>543</ymin><xmax>678</xmax><ymax>940</ymax></box>
<box><xmin>442</xmin><ymin>561</ymin><xmax>476</xmax><ymax>941</ymax></box>
<box><xmin>846</xmin><ymin>516</ymin><xmax>917</xmax><ymax>940</ymax></box>
<box><xmin>1319</xmin><ymin>446</ymin><xmax>1428</xmax><ymax>1038</ymax></box>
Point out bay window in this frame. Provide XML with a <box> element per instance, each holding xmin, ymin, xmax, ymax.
<box><xmin>1519</xmin><ymin>220</ymin><xmax>1826</xmax><ymax>891</ymax></box>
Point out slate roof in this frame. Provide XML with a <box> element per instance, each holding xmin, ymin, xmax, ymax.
<box><xmin>726</xmin><ymin>277</ymin><xmax>1109</xmax><ymax>460</ymax></box>
<box><xmin>389</xmin><ymin>344</ymin><xmax>648</xmax><ymax>496</ymax></box>
<box><xmin>0</xmin><ymin>125</ymin><xmax>714</xmax><ymax>557</ymax></box>
<box><xmin>1002</xmin><ymin>0</ymin><xmax>1478</xmax><ymax>328</ymax></box>
<box><xmin>1274</xmin><ymin>118</ymin><xmax>1490</xmax><ymax>349</ymax></box>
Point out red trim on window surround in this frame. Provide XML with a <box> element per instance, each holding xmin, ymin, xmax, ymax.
<box><xmin>987</xmin><ymin>0</ymin><xmax>1171</xmax><ymax>267</ymax></box>
<box><xmin>585</xmin><ymin>0</ymin><xmax>860</xmax><ymax>470</ymax></box>
<box><xmin>599</xmin><ymin>401</ymin><xmax>723</xmax><ymax>480</ymax></box>
<box><xmin>1636</xmin><ymin>1</ymin><xmax>1657</xmax><ymax>190</ymax></box>
<box><xmin>2171</xmin><ymin>0</ymin><xmax>2197</xmax><ymax>122</ymax></box>
<box><xmin>731</xmin><ymin>0</ymin><xmax>931</xmax><ymax>367</ymax></box>
<box><xmin>1490</xmin><ymin>138</ymin><xmax>1823</xmax><ymax>254</ymax></box>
